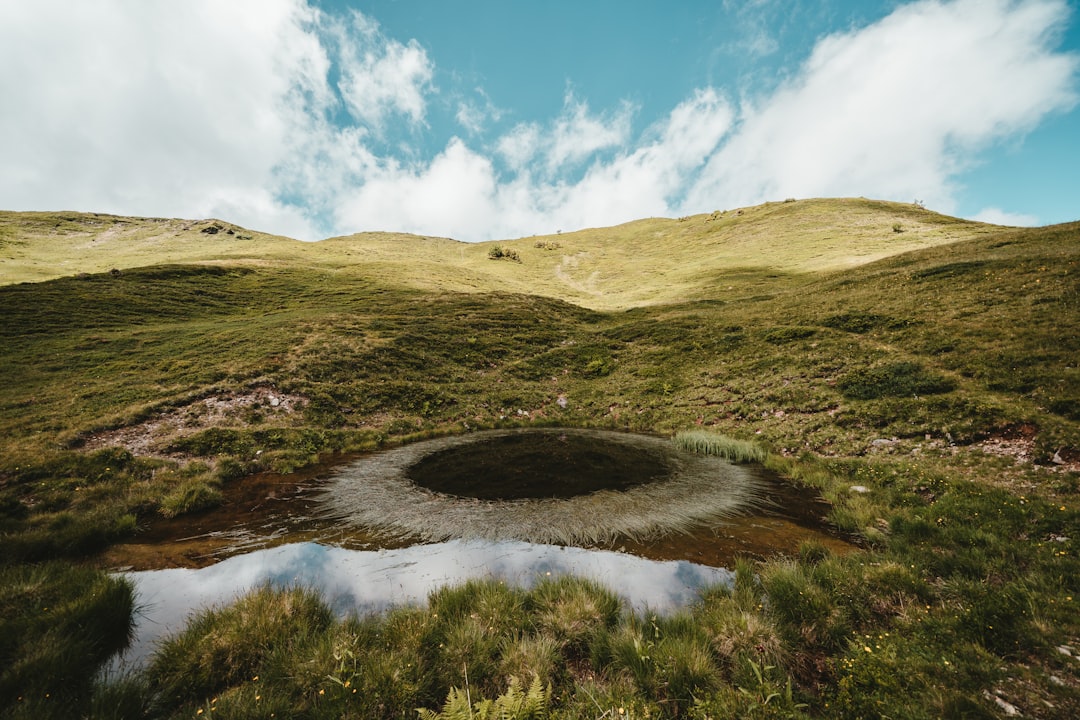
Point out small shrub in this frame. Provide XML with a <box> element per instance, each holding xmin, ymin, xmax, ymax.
<box><xmin>762</xmin><ymin>326</ymin><xmax>816</xmax><ymax>345</ymax></box>
<box><xmin>892</xmin><ymin>223</ymin><xmax>904</xmax><ymax>233</ymax></box>
<box><xmin>838</xmin><ymin>362</ymin><xmax>956</xmax><ymax>400</ymax></box>
<box><xmin>487</xmin><ymin>245</ymin><xmax>521</xmax><ymax>262</ymax></box>
<box><xmin>821</xmin><ymin>312</ymin><xmax>904</xmax><ymax>334</ymax></box>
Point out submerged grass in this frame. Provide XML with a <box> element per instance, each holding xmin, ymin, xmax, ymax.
<box><xmin>317</xmin><ymin>429</ymin><xmax>765</xmax><ymax>545</ymax></box>
<box><xmin>0</xmin><ymin>199</ymin><xmax>1078</xmax><ymax>717</ymax></box>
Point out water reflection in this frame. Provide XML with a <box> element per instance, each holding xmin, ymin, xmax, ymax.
<box><xmin>118</xmin><ymin>539</ymin><xmax>731</xmax><ymax>669</ymax></box>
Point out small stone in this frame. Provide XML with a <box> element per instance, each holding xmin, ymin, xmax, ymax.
<box><xmin>556</xmin><ymin>395</ymin><xmax>568</xmax><ymax>409</ymax></box>
<box><xmin>269</xmin><ymin>396</ymin><xmax>280</xmax><ymax>407</ymax></box>
<box><xmin>983</xmin><ymin>691</ymin><xmax>1020</xmax><ymax>717</ymax></box>
<box><xmin>1057</xmin><ymin>645</ymin><xmax>1074</xmax><ymax>657</ymax></box>
<box><xmin>1050</xmin><ymin>675</ymin><xmax>1065</xmax><ymax>686</ymax></box>
<box><xmin>850</xmin><ymin>485</ymin><xmax>870</xmax><ymax>494</ymax></box>
<box><xmin>1052</xmin><ymin>450</ymin><xmax>1065</xmax><ymax>465</ymax></box>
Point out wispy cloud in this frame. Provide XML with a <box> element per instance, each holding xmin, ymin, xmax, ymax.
<box><xmin>335</xmin><ymin>89</ymin><xmax>733</xmax><ymax>240</ymax></box>
<box><xmin>455</xmin><ymin>87</ymin><xmax>502</xmax><ymax>135</ymax></box>
<box><xmin>972</xmin><ymin>207</ymin><xmax>1040</xmax><ymax>226</ymax></box>
<box><xmin>684</xmin><ymin>0</ymin><xmax>1079</xmax><ymax>215</ymax></box>
<box><xmin>334</xmin><ymin>10</ymin><xmax>434</xmax><ymax>129</ymax></box>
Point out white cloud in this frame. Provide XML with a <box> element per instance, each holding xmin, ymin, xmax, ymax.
<box><xmin>0</xmin><ymin>0</ymin><xmax>432</xmax><ymax>240</ymax></box>
<box><xmin>336</xmin><ymin>89</ymin><xmax>733</xmax><ymax>240</ymax></box>
<box><xmin>970</xmin><ymin>207</ymin><xmax>1040</xmax><ymax>226</ymax></box>
<box><xmin>495</xmin><ymin>94</ymin><xmax>635</xmax><ymax>177</ymax></box>
<box><xmin>335</xmin><ymin>11</ymin><xmax>434</xmax><ymax>128</ymax></box>
<box><xmin>683</xmin><ymin>0</ymin><xmax>1079</xmax><ymax>215</ymax></box>
<box><xmin>545</xmin><ymin>95</ymin><xmax>635</xmax><ymax>174</ymax></box>
<box><xmin>455</xmin><ymin>88</ymin><xmax>502</xmax><ymax>135</ymax></box>
<box><xmin>335</xmin><ymin>138</ymin><xmax>498</xmax><ymax>240</ymax></box>
<box><xmin>0</xmin><ymin>0</ymin><xmax>339</xmax><ymax>237</ymax></box>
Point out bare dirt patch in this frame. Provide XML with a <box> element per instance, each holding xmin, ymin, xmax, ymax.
<box><xmin>83</xmin><ymin>387</ymin><xmax>306</xmax><ymax>458</ymax></box>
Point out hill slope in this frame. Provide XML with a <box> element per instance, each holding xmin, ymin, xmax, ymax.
<box><xmin>0</xmin><ymin>198</ymin><xmax>1078</xmax><ymax>718</ymax></box>
<box><xmin>2</xmin><ymin>198</ymin><xmax>1001</xmax><ymax>309</ymax></box>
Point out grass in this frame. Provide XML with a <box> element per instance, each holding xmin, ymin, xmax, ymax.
<box><xmin>0</xmin><ymin>562</ymin><xmax>134</xmax><ymax>719</ymax></box>
<box><xmin>674</xmin><ymin>430</ymin><xmax>768</xmax><ymax>463</ymax></box>
<box><xmin>0</xmin><ymin>197</ymin><xmax>1077</xmax><ymax>717</ymax></box>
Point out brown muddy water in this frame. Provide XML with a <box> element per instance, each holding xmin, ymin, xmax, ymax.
<box><xmin>102</xmin><ymin>429</ymin><xmax>854</xmax><ymax>668</ymax></box>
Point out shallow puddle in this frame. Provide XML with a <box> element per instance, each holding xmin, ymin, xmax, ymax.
<box><xmin>99</xmin><ymin>429</ymin><xmax>853</xmax><ymax>571</ymax></box>
<box><xmin>104</xmin><ymin>429</ymin><xmax>855</xmax><ymax>669</ymax></box>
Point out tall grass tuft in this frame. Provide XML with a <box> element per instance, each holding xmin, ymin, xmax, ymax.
<box><xmin>674</xmin><ymin>430</ymin><xmax>767</xmax><ymax>464</ymax></box>
<box><xmin>529</xmin><ymin>576</ymin><xmax>622</xmax><ymax>658</ymax></box>
<box><xmin>0</xmin><ymin>562</ymin><xmax>134</xmax><ymax>718</ymax></box>
<box><xmin>145</xmin><ymin>585</ymin><xmax>332</xmax><ymax>707</ymax></box>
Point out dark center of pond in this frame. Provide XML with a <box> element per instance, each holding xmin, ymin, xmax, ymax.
<box><xmin>406</xmin><ymin>431</ymin><xmax>672</xmax><ymax>499</ymax></box>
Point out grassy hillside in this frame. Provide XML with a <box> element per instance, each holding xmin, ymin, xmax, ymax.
<box><xmin>0</xmin><ymin>198</ymin><xmax>1078</xmax><ymax>718</ymax></box>
<box><xmin>2</xmin><ymin>198</ymin><xmax>999</xmax><ymax>308</ymax></box>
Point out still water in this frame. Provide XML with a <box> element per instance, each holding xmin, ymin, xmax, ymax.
<box><xmin>118</xmin><ymin>539</ymin><xmax>733</xmax><ymax>668</ymax></box>
<box><xmin>105</xmin><ymin>430</ymin><xmax>854</xmax><ymax>668</ymax></box>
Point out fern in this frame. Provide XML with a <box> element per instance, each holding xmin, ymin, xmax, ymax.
<box><xmin>417</xmin><ymin>674</ymin><xmax>549</xmax><ymax>720</ymax></box>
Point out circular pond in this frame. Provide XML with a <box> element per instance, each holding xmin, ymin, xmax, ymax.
<box><xmin>406</xmin><ymin>430</ymin><xmax>673</xmax><ymax>499</ymax></box>
<box><xmin>317</xmin><ymin>428</ymin><xmax>766</xmax><ymax>545</ymax></box>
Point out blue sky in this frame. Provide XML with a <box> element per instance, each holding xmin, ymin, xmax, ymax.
<box><xmin>1</xmin><ymin>0</ymin><xmax>1077</xmax><ymax>241</ymax></box>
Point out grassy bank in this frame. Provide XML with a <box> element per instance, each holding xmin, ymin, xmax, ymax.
<box><xmin>0</xmin><ymin>198</ymin><xmax>1077</xmax><ymax>717</ymax></box>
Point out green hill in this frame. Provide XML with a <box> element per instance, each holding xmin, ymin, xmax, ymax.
<box><xmin>1</xmin><ymin>198</ymin><xmax>1077</xmax><ymax>718</ymax></box>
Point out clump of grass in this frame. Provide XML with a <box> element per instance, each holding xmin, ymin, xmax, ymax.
<box><xmin>674</xmin><ymin>430</ymin><xmax>767</xmax><ymax>464</ymax></box>
<box><xmin>530</xmin><ymin>575</ymin><xmax>622</xmax><ymax>657</ymax></box>
<box><xmin>146</xmin><ymin>585</ymin><xmax>332</xmax><ymax>707</ymax></box>
<box><xmin>0</xmin><ymin>562</ymin><xmax>134</xmax><ymax>718</ymax></box>
<box><xmin>2</xmin><ymin>508</ymin><xmax>138</xmax><ymax>564</ymax></box>
<box><xmin>157</xmin><ymin>476</ymin><xmax>222</xmax><ymax>518</ymax></box>
<box><xmin>498</xmin><ymin>634</ymin><xmax>563</xmax><ymax>687</ymax></box>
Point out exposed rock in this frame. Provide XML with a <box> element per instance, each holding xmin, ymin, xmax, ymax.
<box><xmin>850</xmin><ymin>485</ymin><xmax>870</xmax><ymax>494</ymax></box>
<box><xmin>983</xmin><ymin>691</ymin><xmax>1020</xmax><ymax>716</ymax></box>
<box><xmin>81</xmin><ymin>387</ymin><xmax>307</xmax><ymax>458</ymax></box>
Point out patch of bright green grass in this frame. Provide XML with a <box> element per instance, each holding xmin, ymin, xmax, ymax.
<box><xmin>674</xmin><ymin>430</ymin><xmax>768</xmax><ymax>463</ymax></box>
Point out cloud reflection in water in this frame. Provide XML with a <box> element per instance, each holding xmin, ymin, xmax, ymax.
<box><xmin>118</xmin><ymin>540</ymin><xmax>731</xmax><ymax>669</ymax></box>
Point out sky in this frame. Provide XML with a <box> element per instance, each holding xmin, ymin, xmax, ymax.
<box><xmin>1</xmin><ymin>0</ymin><xmax>1077</xmax><ymax>241</ymax></box>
